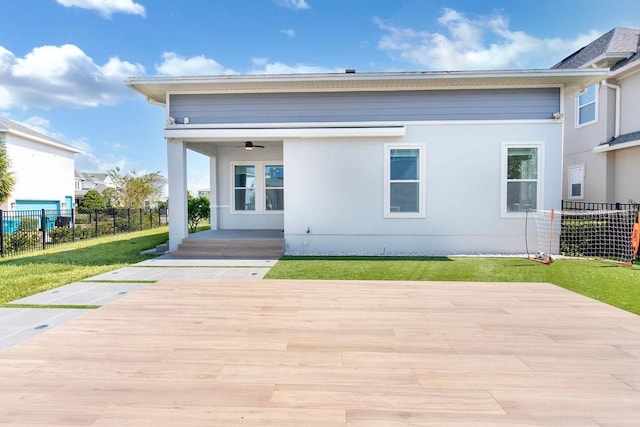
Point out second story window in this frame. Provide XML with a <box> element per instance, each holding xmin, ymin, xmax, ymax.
<box><xmin>577</xmin><ymin>84</ymin><xmax>597</xmax><ymax>126</ymax></box>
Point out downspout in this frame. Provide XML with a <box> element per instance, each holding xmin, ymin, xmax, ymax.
<box><xmin>602</xmin><ymin>79</ymin><xmax>621</xmax><ymax>138</ymax></box>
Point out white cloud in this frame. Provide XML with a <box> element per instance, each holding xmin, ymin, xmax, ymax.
<box><xmin>276</xmin><ymin>0</ymin><xmax>310</xmax><ymax>10</ymax></box>
<box><xmin>251</xmin><ymin>57</ymin><xmax>269</xmax><ymax>66</ymax></box>
<box><xmin>281</xmin><ymin>29</ymin><xmax>296</xmax><ymax>37</ymax></box>
<box><xmin>74</xmin><ymin>138</ymin><xmax>128</xmax><ymax>172</ymax></box>
<box><xmin>156</xmin><ymin>52</ymin><xmax>237</xmax><ymax>76</ymax></box>
<box><xmin>0</xmin><ymin>44</ymin><xmax>145</xmax><ymax>108</ymax></box>
<box><xmin>251</xmin><ymin>61</ymin><xmax>343</xmax><ymax>75</ymax></box>
<box><xmin>375</xmin><ymin>9</ymin><xmax>601</xmax><ymax>70</ymax></box>
<box><xmin>16</xmin><ymin>116</ymin><xmax>52</xmax><ymax>136</ymax></box>
<box><xmin>56</xmin><ymin>0</ymin><xmax>145</xmax><ymax>18</ymax></box>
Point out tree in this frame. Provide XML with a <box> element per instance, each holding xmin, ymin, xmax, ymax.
<box><xmin>188</xmin><ymin>196</ymin><xmax>210</xmax><ymax>233</ymax></box>
<box><xmin>78</xmin><ymin>189</ymin><xmax>106</xmax><ymax>213</ymax></box>
<box><xmin>106</xmin><ymin>167</ymin><xmax>163</xmax><ymax>209</ymax></box>
<box><xmin>0</xmin><ymin>138</ymin><xmax>16</xmax><ymax>204</ymax></box>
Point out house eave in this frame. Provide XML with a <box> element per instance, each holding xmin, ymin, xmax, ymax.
<box><xmin>3</xmin><ymin>128</ymin><xmax>83</xmax><ymax>154</ymax></box>
<box><xmin>593</xmin><ymin>139</ymin><xmax>640</xmax><ymax>152</ymax></box>
<box><xmin>164</xmin><ymin>125</ymin><xmax>407</xmax><ymax>141</ymax></box>
<box><xmin>128</xmin><ymin>68</ymin><xmax>609</xmax><ymax>105</ymax></box>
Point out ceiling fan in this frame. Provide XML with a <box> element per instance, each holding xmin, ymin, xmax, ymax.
<box><xmin>241</xmin><ymin>141</ymin><xmax>265</xmax><ymax>150</ymax></box>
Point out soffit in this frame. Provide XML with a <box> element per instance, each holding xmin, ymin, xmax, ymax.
<box><xmin>128</xmin><ymin>69</ymin><xmax>609</xmax><ymax>104</ymax></box>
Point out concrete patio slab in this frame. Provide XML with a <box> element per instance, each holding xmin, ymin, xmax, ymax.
<box><xmin>11</xmin><ymin>281</ymin><xmax>150</xmax><ymax>306</ymax></box>
<box><xmin>87</xmin><ymin>265</ymin><xmax>271</xmax><ymax>281</ymax></box>
<box><xmin>0</xmin><ymin>278</ymin><xmax>638</xmax><ymax>425</ymax></box>
<box><xmin>0</xmin><ymin>308</ymin><xmax>90</xmax><ymax>352</ymax></box>
<box><xmin>137</xmin><ymin>255</ymin><xmax>279</xmax><ymax>268</ymax></box>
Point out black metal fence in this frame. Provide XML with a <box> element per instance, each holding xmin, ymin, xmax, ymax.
<box><xmin>0</xmin><ymin>208</ymin><xmax>168</xmax><ymax>257</ymax></box>
<box><xmin>562</xmin><ymin>200</ymin><xmax>639</xmax><ymax>211</ymax></box>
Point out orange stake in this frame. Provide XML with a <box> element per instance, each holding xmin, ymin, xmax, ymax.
<box><xmin>632</xmin><ymin>211</ymin><xmax>640</xmax><ymax>260</ymax></box>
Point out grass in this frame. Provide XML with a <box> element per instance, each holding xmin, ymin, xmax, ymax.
<box><xmin>0</xmin><ymin>227</ymin><xmax>168</xmax><ymax>304</ymax></box>
<box><xmin>266</xmin><ymin>256</ymin><xmax>640</xmax><ymax>315</ymax></box>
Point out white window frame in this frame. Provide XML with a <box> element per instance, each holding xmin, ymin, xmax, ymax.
<box><xmin>576</xmin><ymin>84</ymin><xmax>598</xmax><ymax>128</ymax></box>
<box><xmin>231</xmin><ymin>161</ymin><xmax>283</xmax><ymax>214</ymax></box>
<box><xmin>568</xmin><ymin>164</ymin><xmax>585</xmax><ymax>200</ymax></box>
<box><xmin>384</xmin><ymin>143</ymin><xmax>426</xmax><ymax>218</ymax></box>
<box><xmin>500</xmin><ymin>142</ymin><xmax>544</xmax><ymax>218</ymax></box>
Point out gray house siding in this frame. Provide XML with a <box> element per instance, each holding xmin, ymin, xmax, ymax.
<box><xmin>169</xmin><ymin>88</ymin><xmax>560</xmax><ymax>125</ymax></box>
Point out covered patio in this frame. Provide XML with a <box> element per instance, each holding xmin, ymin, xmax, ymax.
<box><xmin>0</xmin><ymin>278</ymin><xmax>638</xmax><ymax>425</ymax></box>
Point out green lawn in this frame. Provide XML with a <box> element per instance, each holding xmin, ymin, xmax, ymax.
<box><xmin>0</xmin><ymin>227</ymin><xmax>168</xmax><ymax>304</ymax></box>
<box><xmin>266</xmin><ymin>256</ymin><xmax>640</xmax><ymax>315</ymax></box>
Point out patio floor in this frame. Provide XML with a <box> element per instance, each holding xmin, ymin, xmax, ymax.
<box><xmin>0</xmin><ymin>278</ymin><xmax>639</xmax><ymax>425</ymax></box>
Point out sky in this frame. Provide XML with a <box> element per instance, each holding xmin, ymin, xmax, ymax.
<box><xmin>1</xmin><ymin>0</ymin><xmax>639</xmax><ymax>192</ymax></box>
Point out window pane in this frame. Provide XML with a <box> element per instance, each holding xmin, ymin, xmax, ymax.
<box><xmin>266</xmin><ymin>189</ymin><xmax>284</xmax><ymax>211</ymax></box>
<box><xmin>507</xmin><ymin>148</ymin><xmax>537</xmax><ymax>179</ymax></box>
<box><xmin>507</xmin><ymin>181</ymin><xmax>537</xmax><ymax>212</ymax></box>
<box><xmin>579</xmin><ymin>103</ymin><xmax>596</xmax><ymax>124</ymax></box>
<box><xmin>265</xmin><ymin>165</ymin><xmax>284</xmax><ymax>188</ymax></box>
<box><xmin>234</xmin><ymin>165</ymin><xmax>255</xmax><ymax>188</ymax></box>
<box><xmin>579</xmin><ymin>85</ymin><xmax>596</xmax><ymax>105</ymax></box>
<box><xmin>571</xmin><ymin>183</ymin><xmax>582</xmax><ymax>197</ymax></box>
<box><xmin>390</xmin><ymin>149</ymin><xmax>418</xmax><ymax>180</ymax></box>
<box><xmin>570</xmin><ymin>167</ymin><xmax>583</xmax><ymax>183</ymax></box>
<box><xmin>390</xmin><ymin>182</ymin><xmax>419</xmax><ymax>213</ymax></box>
<box><xmin>234</xmin><ymin>189</ymin><xmax>255</xmax><ymax>211</ymax></box>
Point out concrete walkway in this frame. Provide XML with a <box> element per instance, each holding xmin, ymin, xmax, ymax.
<box><xmin>0</xmin><ymin>255</ymin><xmax>278</xmax><ymax>352</ymax></box>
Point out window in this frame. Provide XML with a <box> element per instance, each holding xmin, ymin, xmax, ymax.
<box><xmin>568</xmin><ymin>165</ymin><xmax>584</xmax><ymax>199</ymax></box>
<box><xmin>577</xmin><ymin>84</ymin><xmax>597</xmax><ymax>126</ymax></box>
<box><xmin>233</xmin><ymin>165</ymin><xmax>256</xmax><ymax>211</ymax></box>
<box><xmin>265</xmin><ymin>165</ymin><xmax>284</xmax><ymax>211</ymax></box>
<box><xmin>232</xmin><ymin>162</ymin><xmax>284</xmax><ymax>213</ymax></box>
<box><xmin>385</xmin><ymin>144</ymin><xmax>425</xmax><ymax>217</ymax></box>
<box><xmin>502</xmin><ymin>143</ymin><xmax>542</xmax><ymax>215</ymax></box>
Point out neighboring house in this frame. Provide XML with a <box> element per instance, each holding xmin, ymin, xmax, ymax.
<box><xmin>129</xmin><ymin>69</ymin><xmax>605</xmax><ymax>255</ymax></box>
<box><xmin>74</xmin><ymin>170</ymin><xmax>112</xmax><ymax>204</ymax></box>
<box><xmin>553</xmin><ymin>27</ymin><xmax>640</xmax><ymax>204</ymax></box>
<box><xmin>197</xmin><ymin>189</ymin><xmax>210</xmax><ymax>199</ymax></box>
<box><xmin>150</xmin><ymin>174</ymin><xmax>168</xmax><ymax>208</ymax></box>
<box><xmin>75</xmin><ymin>169</ymin><xmax>168</xmax><ymax>208</ymax></box>
<box><xmin>0</xmin><ymin>118</ymin><xmax>81</xmax><ymax>212</ymax></box>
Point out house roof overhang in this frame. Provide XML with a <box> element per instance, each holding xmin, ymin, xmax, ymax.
<box><xmin>593</xmin><ymin>130</ymin><xmax>640</xmax><ymax>152</ymax></box>
<box><xmin>127</xmin><ymin>69</ymin><xmax>610</xmax><ymax>106</ymax></box>
<box><xmin>1</xmin><ymin>127</ymin><xmax>83</xmax><ymax>154</ymax></box>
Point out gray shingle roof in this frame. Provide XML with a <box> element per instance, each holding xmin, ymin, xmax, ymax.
<box><xmin>599</xmin><ymin>130</ymin><xmax>640</xmax><ymax>147</ymax></box>
<box><xmin>552</xmin><ymin>27</ymin><xmax>640</xmax><ymax>69</ymax></box>
<box><xmin>0</xmin><ymin>117</ymin><xmax>80</xmax><ymax>153</ymax></box>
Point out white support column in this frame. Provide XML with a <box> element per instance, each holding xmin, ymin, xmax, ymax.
<box><xmin>166</xmin><ymin>139</ymin><xmax>188</xmax><ymax>252</ymax></box>
<box><xmin>209</xmin><ymin>155</ymin><xmax>218</xmax><ymax>230</ymax></box>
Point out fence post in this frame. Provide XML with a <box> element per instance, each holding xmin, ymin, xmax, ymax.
<box><xmin>41</xmin><ymin>209</ymin><xmax>46</xmax><ymax>250</ymax></box>
<box><xmin>139</xmin><ymin>208</ymin><xmax>143</xmax><ymax>230</ymax></box>
<box><xmin>127</xmin><ymin>208</ymin><xmax>131</xmax><ymax>232</ymax></box>
<box><xmin>94</xmin><ymin>210</ymin><xmax>98</xmax><ymax>237</ymax></box>
<box><xmin>0</xmin><ymin>209</ymin><xmax>4</xmax><ymax>257</ymax></box>
<box><xmin>113</xmin><ymin>209</ymin><xmax>117</xmax><ymax>235</ymax></box>
<box><xmin>71</xmin><ymin>208</ymin><xmax>76</xmax><ymax>242</ymax></box>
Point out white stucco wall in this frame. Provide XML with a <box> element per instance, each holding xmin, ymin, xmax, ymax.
<box><xmin>619</xmin><ymin>73</ymin><xmax>640</xmax><ymax>136</ymax></box>
<box><xmin>283</xmin><ymin>122</ymin><xmax>563</xmax><ymax>256</ymax></box>
<box><xmin>562</xmin><ymin>83</ymin><xmax>612</xmax><ymax>202</ymax></box>
<box><xmin>614</xmin><ymin>146</ymin><xmax>640</xmax><ymax>203</ymax></box>
<box><xmin>215</xmin><ymin>144</ymin><xmax>284</xmax><ymax>230</ymax></box>
<box><xmin>3</xmin><ymin>133</ymin><xmax>76</xmax><ymax>210</ymax></box>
